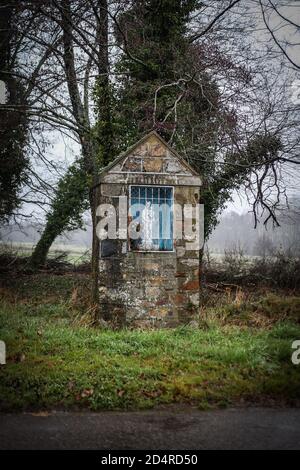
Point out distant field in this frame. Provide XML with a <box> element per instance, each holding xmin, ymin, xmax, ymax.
<box><xmin>206</xmin><ymin>252</ymin><xmax>262</xmax><ymax>262</ymax></box>
<box><xmin>0</xmin><ymin>241</ymin><xmax>91</xmax><ymax>264</ymax></box>
<box><xmin>0</xmin><ymin>241</ymin><xmax>263</xmax><ymax>264</ymax></box>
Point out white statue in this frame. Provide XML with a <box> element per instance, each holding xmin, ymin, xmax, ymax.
<box><xmin>141</xmin><ymin>201</ymin><xmax>155</xmax><ymax>250</ymax></box>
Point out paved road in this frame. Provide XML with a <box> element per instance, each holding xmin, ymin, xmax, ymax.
<box><xmin>0</xmin><ymin>408</ymin><xmax>300</xmax><ymax>450</ymax></box>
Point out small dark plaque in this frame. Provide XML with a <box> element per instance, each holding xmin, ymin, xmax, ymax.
<box><xmin>101</xmin><ymin>240</ymin><xmax>118</xmax><ymax>258</ymax></box>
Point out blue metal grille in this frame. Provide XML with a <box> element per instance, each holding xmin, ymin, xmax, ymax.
<box><xmin>130</xmin><ymin>186</ymin><xmax>173</xmax><ymax>251</ymax></box>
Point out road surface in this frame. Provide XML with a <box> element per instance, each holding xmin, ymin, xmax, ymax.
<box><xmin>0</xmin><ymin>407</ymin><xmax>300</xmax><ymax>450</ymax></box>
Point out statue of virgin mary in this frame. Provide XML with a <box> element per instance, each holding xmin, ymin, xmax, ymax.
<box><xmin>141</xmin><ymin>201</ymin><xmax>155</xmax><ymax>250</ymax></box>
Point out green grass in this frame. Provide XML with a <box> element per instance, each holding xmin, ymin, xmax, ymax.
<box><xmin>0</xmin><ymin>274</ymin><xmax>300</xmax><ymax>411</ymax></box>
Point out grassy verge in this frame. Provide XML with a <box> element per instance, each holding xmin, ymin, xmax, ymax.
<box><xmin>0</xmin><ymin>274</ymin><xmax>300</xmax><ymax>411</ymax></box>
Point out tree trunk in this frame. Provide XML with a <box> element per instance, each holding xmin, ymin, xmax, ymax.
<box><xmin>30</xmin><ymin>0</ymin><xmax>113</xmax><ymax>315</ymax></box>
<box><xmin>90</xmin><ymin>186</ymin><xmax>100</xmax><ymax>305</ymax></box>
<box><xmin>30</xmin><ymin>222</ymin><xmax>62</xmax><ymax>268</ymax></box>
<box><xmin>90</xmin><ymin>0</ymin><xmax>112</xmax><ymax>306</ymax></box>
<box><xmin>30</xmin><ymin>158</ymin><xmax>88</xmax><ymax>268</ymax></box>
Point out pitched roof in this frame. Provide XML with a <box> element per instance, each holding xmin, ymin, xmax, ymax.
<box><xmin>98</xmin><ymin>130</ymin><xmax>200</xmax><ymax>177</ymax></box>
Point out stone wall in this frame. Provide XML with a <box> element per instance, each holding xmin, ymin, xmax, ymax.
<box><xmin>97</xmin><ymin>132</ymin><xmax>201</xmax><ymax>327</ymax></box>
<box><xmin>99</xmin><ymin>250</ymin><xmax>200</xmax><ymax>327</ymax></box>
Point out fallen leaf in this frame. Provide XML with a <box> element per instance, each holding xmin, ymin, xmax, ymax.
<box><xmin>141</xmin><ymin>389</ymin><xmax>162</xmax><ymax>398</ymax></box>
<box><xmin>68</xmin><ymin>380</ymin><xmax>75</xmax><ymax>390</ymax></box>
<box><xmin>30</xmin><ymin>411</ymin><xmax>50</xmax><ymax>417</ymax></box>
<box><xmin>81</xmin><ymin>388</ymin><xmax>94</xmax><ymax>398</ymax></box>
<box><xmin>19</xmin><ymin>353</ymin><xmax>26</xmax><ymax>362</ymax></box>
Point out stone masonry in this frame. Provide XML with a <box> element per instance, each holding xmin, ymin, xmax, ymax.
<box><xmin>96</xmin><ymin>131</ymin><xmax>202</xmax><ymax>327</ymax></box>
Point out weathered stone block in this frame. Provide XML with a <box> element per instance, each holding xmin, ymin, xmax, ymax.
<box><xmin>123</xmin><ymin>157</ymin><xmax>141</xmax><ymax>171</ymax></box>
<box><xmin>156</xmin><ymin>298</ymin><xmax>169</xmax><ymax>306</ymax></box>
<box><xmin>165</xmin><ymin>160</ymin><xmax>182</xmax><ymax>173</ymax></box>
<box><xmin>176</xmin><ymin>246</ymin><xmax>186</xmax><ymax>258</ymax></box>
<box><xmin>171</xmin><ymin>293</ymin><xmax>186</xmax><ymax>306</ymax></box>
<box><xmin>149</xmin><ymin>307</ymin><xmax>171</xmax><ymax>318</ymax></box>
<box><xmin>143</xmin><ymin>158</ymin><xmax>163</xmax><ymax>173</ymax></box>
<box><xmin>182</xmin><ymin>279</ymin><xmax>199</xmax><ymax>291</ymax></box>
<box><xmin>180</xmin><ymin>259</ymin><xmax>199</xmax><ymax>267</ymax></box>
<box><xmin>145</xmin><ymin>286</ymin><xmax>162</xmax><ymax>300</ymax></box>
<box><xmin>151</xmin><ymin>143</ymin><xmax>166</xmax><ymax>157</ymax></box>
<box><xmin>189</xmin><ymin>293</ymin><xmax>200</xmax><ymax>306</ymax></box>
<box><xmin>175</xmin><ymin>272</ymin><xmax>186</xmax><ymax>278</ymax></box>
<box><xmin>101</xmin><ymin>184</ymin><xmax>124</xmax><ymax>196</ymax></box>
